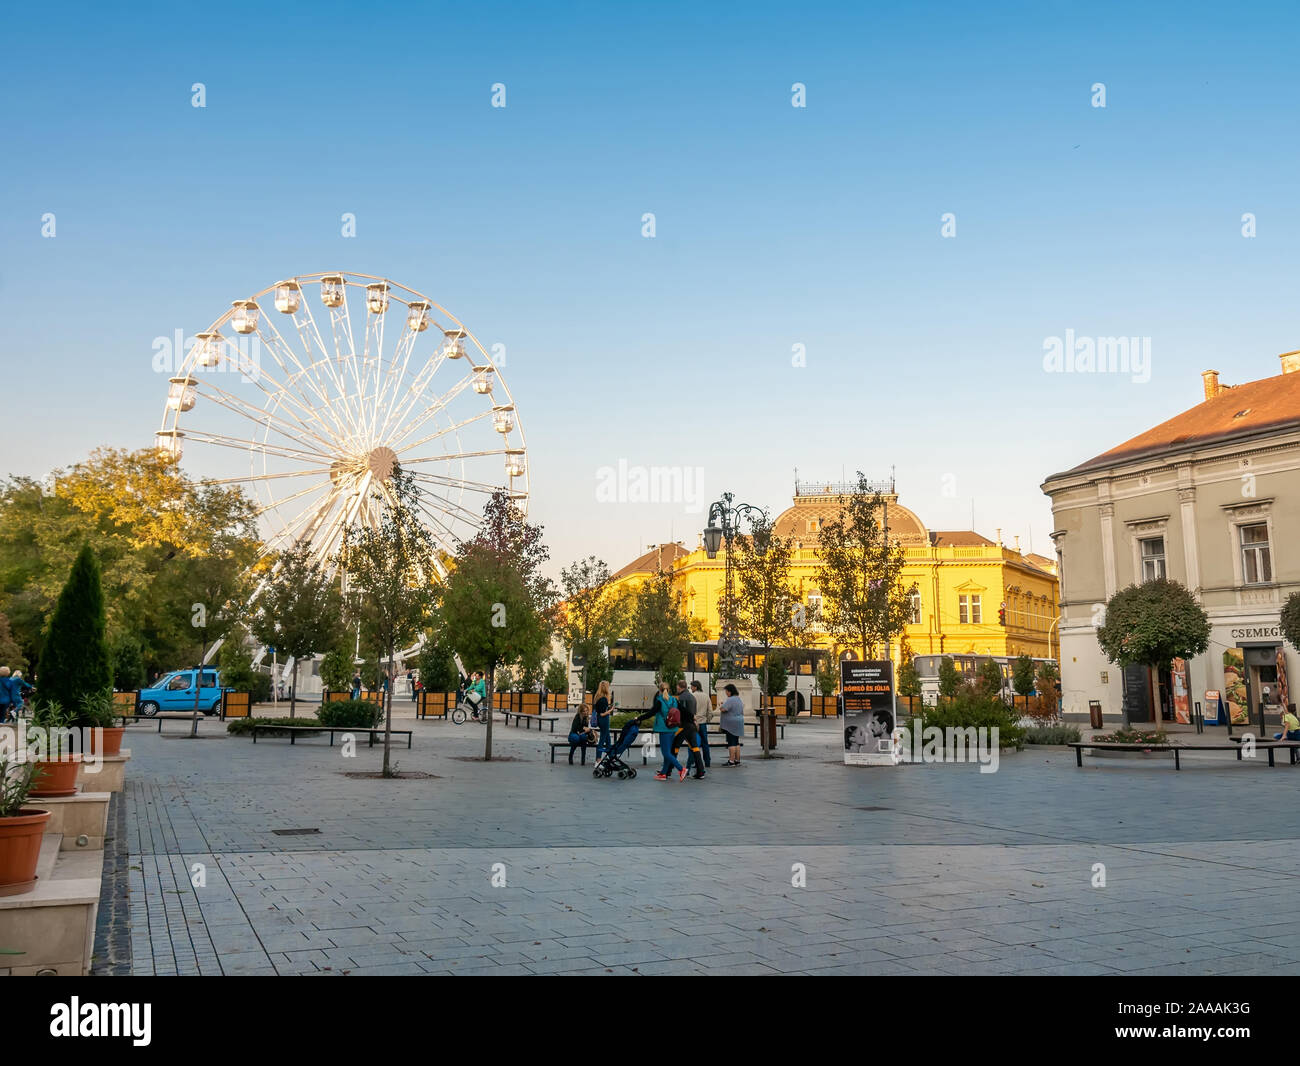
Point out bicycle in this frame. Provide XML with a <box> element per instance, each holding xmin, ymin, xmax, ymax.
<box><xmin>449</xmin><ymin>696</ymin><xmax>489</xmax><ymax>725</ymax></box>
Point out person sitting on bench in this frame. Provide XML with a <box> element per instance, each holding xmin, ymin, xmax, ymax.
<box><xmin>1274</xmin><ymin>706</ymin><xmax>1300</xmax><ymax>742</ymax></box>
<box><xmin>567</xmin><ymin>704</ymin><xmax>596</xmax><ymax>763</ymax></box>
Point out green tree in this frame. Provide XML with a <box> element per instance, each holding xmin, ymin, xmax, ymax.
<box><xmin>815</xmin><ymin>473</ymin><xmax>918</xmax><ymax>662</ymax></box>
<box><xmin>1281</xmin><ymin>591</ymin><xmax>1300</xmax><ymax>651</ymax></box>
<box><xmin>815</xmin><ymin>654</ymin><xmax>838</xmax><ymax>697</ymax></box>
<box><xmin>495</xmin><ymin>664</ymin><xmax>517</xmax><ymax>692</ymax></box>
<box><xmin>0</xmin><ymin>449</ymin><xmax>259</xmax><ymax>677</ymax></box>
<box><xmin>733</xmin><ymin>511</ymin><xmax>799</xmax><ymax>755</ymax></box>
<box><xmin>1096</xmin><ymin>580</ymin><xmax>1209</xmax><ymax>728</ymax></box>
<box><xmin>559</xmin><ymin>557</ymin><xmax>628</xmax><ymax>694</ymax></box>
<box><xmin>897</xmin><ymin>656</ymin><xmax>921</xmax><ymax>701</ymax></box>
<box><xmin>0</xmin><ymin>613</ymin><xmax>29</xmax><ymax>674</ymax></box>
<box><xmin>319</xmin><ymin>647</ymin><xmax>355</xmax><ymax>693</ymax></box>
<box><xmin>435</xmin><ymin>491</ymin><xmax>557</xmax><ymax>761</ymax></box>
<box><xmin>218</xmin><ymin>632</ymin><xmax>271</xmax><ymax>703</ymax></box>
<box><xmin>757</xmin><ymin>651</ymin><xmax>788</xmax><ymax>699</ymax></box>
<box><xmin>1012</xmin><ymin>654</ymin><xmax>1037</xmax><ymax>704</ymax></box>
<box><xmin>628</xmin><ymin>570</ymin><xmax>690</xmax><ymax>691</ymax></box>
<box><xmin>976</xmin><ymin>658</ymin><xmax>1005</xmax><ymax>699</ymax></box>
<box><xmin>583</xmin><ymin>650</ymin><xmax>614</xmax><ymax>693</ymax></box>
<box><xmin>251</xmin><ymin>543</ymin><xmax>344</xmax><ymax>718</ymax></box>
<box><xmin>110</xmin><ymin>634</ymin><xmax>146</xmax><ymax>691</ymax></box>
<box><xmin>544</xmin><ymin>658</ymin><xmax>569</xmax><ymax>696</ymax></box>
<box><xmin>1035</xmin><ymin>661</ymin><xmax>1061</xmax><ymax>718</ymax></box>
<box><xmin>38</xmin><ymin>544</ymin><xmax>112</xmax><ymax>716</ymax></box>
<box><xmin>938</xmin><ymin>656</ymin><xmax>963</xmax><ymax>700</ymax></box>
<box><xmin>339</xmin><ymin>472</ymin><xmax>438</xmax><ymax>775</ymax></box>
<box><xmin>415</xmin><ymin>635</ymin><xmax>459</xmax><ymax>694</ymax></box>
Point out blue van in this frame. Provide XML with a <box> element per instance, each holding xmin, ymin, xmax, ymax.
<box><xmin>138</xmin><ymin>668</ymin><xmax>225</xmax><ymax>717</ymax></box>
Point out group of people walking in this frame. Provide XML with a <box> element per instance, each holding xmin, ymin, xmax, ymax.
<box><xmin>566</xmin><ymin>678</ymin><xmax>748</xmax><ymax>780</ymax></box>
<box><xmin>0</xmin><ymin>666</ymin><xmax>34</xmax><ymax>722</ymax></box>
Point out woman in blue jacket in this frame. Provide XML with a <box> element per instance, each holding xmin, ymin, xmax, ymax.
<box><xmin>652</xmin><ymin>681</ymin><xmax>685</xmax><ymax>781</ymax></box>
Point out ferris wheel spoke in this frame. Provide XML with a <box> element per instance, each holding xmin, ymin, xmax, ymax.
<box><xmin>327</xmin><ymin>296</ymin><xmax>363</xmax><ymax>434</ymax></box>
<box><xmin>404</xmin><ymin>479</ymin><xmax>489</xmax><ymax>525</ymax></box>
<box><xmin>205</xmin><ymin>467</ymin><xmax>334</xmax><ymax>486</ymax></box>
<box><xmin>192</xmin><ymin>379</ymin><xmax>338</xmax><ymax>455</ymax></box>
<box><xmin>254</xmin><ymin>318</ymin><xmax>351</xmax><ymax>441</ymax></box>
<box><xmin>387</xmin><ymin>379</ymin><xmax>481</xmax><ymax>452</ymax></box>
<box><xmin>193</xmin><ymin>350</ymin><xmax>344</xmax><ymax>448</ymax></box>
<box><xmin>248</xmin><ymin>477</ymin><xmax>338</xmax><ymax>519</ymax></box>
<box><xmin>382</xmin><ymin>349</ymin><xmax>450</xmax><ymax>437</ymax></box>
<box><xmin>407</xmin><ymin>470</ymin><xmax>509</xmax><ymax>495</ymax></box>
<box><xmin>371</xmin><ymin>324</ymin><xmax>423</xmax><ymax>442</ymax></box>
<box><xmin>182</xmin><ymin>430</ymin><xmax>334</xmax><ymax>466</ymax></box>
<box><xmin>293</xmin><ymin>297</ymin><xmax>358</xmax><ymax>436</ymax></box>
<box><xmin>401</xmin><ymin>448</ymin><xmax>509</xmax><ymax>464</ymax></box>
<box><xmin>409</xmin><ymin>497</ymin><xmax>464</xmax><ymax>548</ymax></box>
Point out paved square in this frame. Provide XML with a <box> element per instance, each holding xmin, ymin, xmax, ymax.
<box><xmin>98</xmin><ymin>716</ymin><xmax>1300</xmax><ymax>975</ymax></box>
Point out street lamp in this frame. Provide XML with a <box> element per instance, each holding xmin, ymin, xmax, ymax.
<box><xmin>701</xmin><ymin>492</ymin><xmax>766</xmax><ymax>679</ymax></box>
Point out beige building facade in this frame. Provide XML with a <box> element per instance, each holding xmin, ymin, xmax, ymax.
<box><xmin>1042</xmin><ymin>356</ymin><xmax>1300</xmax><ymax>725</ymax></box>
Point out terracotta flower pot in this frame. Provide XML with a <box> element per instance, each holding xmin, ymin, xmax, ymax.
<box><xmin>0</xmin><ymin>809</ymin><xmax>51</xmax><ymax>896</ymax></box>
<box><xmin>91</xmin><ymin>726</ymin><xmax>125</xmax><ymax>757</ymax></box>
<box><xmin>30</xmin><ymin>755</ymin><xmax>81</xmax><ymax>798</ymax></box>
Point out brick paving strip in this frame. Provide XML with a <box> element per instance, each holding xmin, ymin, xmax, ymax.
<box><xmin>113</xmin><ymin>718</ymin><xmax>1300</xmax><ymax>975</ymax></box>
<box><xmin>90</xmin><ymin>793</ymin><xmax>131</xmax><ymax>976</ymax></box>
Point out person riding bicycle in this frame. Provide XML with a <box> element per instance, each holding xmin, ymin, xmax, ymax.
<box><xmin>466</xmin><ymin>671</ymin><xmax>488</xmax><ymax>719</ymax></box>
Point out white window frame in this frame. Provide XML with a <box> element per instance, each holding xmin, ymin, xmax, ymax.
<box><xmin>1139</xmin><ymin>536</ymin><xmax>1167</xmax><ymax>583</ymax></box>
<box><xmin>1240</xmin><ymin>522</ymin><xmax>1273</xmax><ymax>585</ymax></box>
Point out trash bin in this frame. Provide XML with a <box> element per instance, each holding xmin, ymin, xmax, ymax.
<box><xmin>762</xmin><ymin>710</ymin><xmax>777</xmax><ymax>750</ymax></box>
<box><xmin>1088</xmin><ymin>700</ymin><xmax>1103</xmax><ymax>730</ymax></box>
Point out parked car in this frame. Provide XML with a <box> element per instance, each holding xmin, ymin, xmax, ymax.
<box><xmin>137</xmin><ymin>669</ymin><xmax>225</xmax><ymax>717</ymax></box>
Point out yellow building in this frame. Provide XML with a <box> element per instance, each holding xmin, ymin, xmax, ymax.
<box><xmin>610</xmin><ymin>481</ymin><xmax>1060</xmax><ymax>664</ymax></box>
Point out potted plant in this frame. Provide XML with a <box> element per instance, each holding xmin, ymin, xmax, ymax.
<box><xmin>0</xmin><ymin>755</ymin><xmax>50</xmax><ymax>895</ymax></box>
<box><xmin>78</xmin><ymin>688</ymin><xmax>125</xmax><ymax>757</ymax></box>
<box><xmin>28</xmin><ymin>700</ymin><xmax>80</xmax><ymax>798</ymax></box>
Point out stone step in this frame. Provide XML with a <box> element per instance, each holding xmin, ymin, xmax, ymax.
<box><xmin>0</xmin><ymin>833</ymin><xmax>102</xmax><ymax>976</ymax></box>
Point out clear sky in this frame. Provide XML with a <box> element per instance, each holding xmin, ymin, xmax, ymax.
<box><xmin>3</xmin><ymin>0</ymin><xmax>1298</xmax><ymax>576</ymax></box>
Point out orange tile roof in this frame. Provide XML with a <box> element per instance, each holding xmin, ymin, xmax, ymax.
<box><xmin>929</xmin><ymin>531</ymin><xmax>994</xmax><ymax>547</ymax></box>
<box><xmin>610</xmin><ymin>542</ymin><xmax>689</xmax><ymax>580</ymax></box>
<box><xmin>1067</xmin><ymin>369</ymin><xmax>1300</xmax><ymax>473</ymax></box>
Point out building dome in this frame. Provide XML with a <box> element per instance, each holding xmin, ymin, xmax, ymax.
<box><xmin>772</xmin><ymin>486</ymin><xmax>930</xmax><ymax>547</ymax></box>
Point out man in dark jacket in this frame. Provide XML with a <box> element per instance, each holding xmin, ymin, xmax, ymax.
<box><xmin>671</xmin><ymin>680</ymin><xmax>706</xmax><ymax>779</ymax></box>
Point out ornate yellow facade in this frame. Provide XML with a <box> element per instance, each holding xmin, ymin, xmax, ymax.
<box><xmin>610</xmin><ymin>484</ymin><xmax>1060</xmax><ymax>661</ymax></box>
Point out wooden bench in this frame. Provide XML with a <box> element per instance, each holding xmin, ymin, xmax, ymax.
<box><xmin>549</xmin><ymin>739</ymin><xmax>595</xmax><ymax>764</ymax></box>
<box><xmin>741</xmin><ymin>720</ymin><xmax>786</xmax><ymax>740</ymax></box>
<box><xmin>1069</xmin><ymin>739</ymin><xmax>1300</xmax><ymax>771</ymax></box>
<box><xmin>502</xmin><ymin>711</ymin><xmax>560</xmax><ymax>733</ymax></box>
<box><xmin>250</xmin><ymin>724</ymin><xmax>413</xmax><ymax>748</ymax></box>
<box><xmin>154</xmin><ymin>712</ymin><xmax>209</xmax><ymax>733</ymax></box>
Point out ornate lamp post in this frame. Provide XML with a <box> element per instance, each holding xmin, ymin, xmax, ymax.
<box><xmin>702</xmin><ymin>492</ymin><xmax>766</xmax><ymax>679</ymax></box>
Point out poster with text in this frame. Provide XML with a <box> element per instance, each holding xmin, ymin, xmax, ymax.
<box><xmin>1171</xmin><ymin>658</ymin><xmax>1190</xmax><ymax>724</ymax></box>
<box><xmin>842</xmin><ymin>660</ymin><xmax>897</xmax><ymax>766</ymax></box>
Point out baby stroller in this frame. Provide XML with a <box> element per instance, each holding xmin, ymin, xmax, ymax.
<box><xmin>592</xmin><ymin>718</ymin><xmax>640</xmax><ymax>779</ymax></box>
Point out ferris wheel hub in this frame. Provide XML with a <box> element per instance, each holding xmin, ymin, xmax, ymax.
<box><xmin>368</xmin><ymin>446</ymin><xmax>399</xmax><ymax>481</ymax></box>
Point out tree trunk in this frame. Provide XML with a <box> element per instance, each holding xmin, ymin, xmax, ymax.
<box><xmin>484</xmin><ymin>663</ymin><xmax>495</xmax><ymax>762</ymax></box>
<box><xmin>761</xmin><ymin>641</ymin><xmax>771</xmax><ymax>758</ymax></box>
<box><xmin>382</xmin><ymin>644</ymin><xmax>394</xmax><ymax>776</ymax></box>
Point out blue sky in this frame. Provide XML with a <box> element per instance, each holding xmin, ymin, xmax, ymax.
<box><xmin>3</xmin><ymin>0</ymin><xmax>1299</xmax><ymax>574</ymax></box>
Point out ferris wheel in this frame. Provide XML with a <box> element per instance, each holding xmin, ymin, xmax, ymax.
<box><xmin>155</xmin><ymin>271</ymin><xmax>528</xmax><ymax>574</ymax></box>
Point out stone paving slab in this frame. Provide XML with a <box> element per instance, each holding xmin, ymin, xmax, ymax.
<box><xmin>110</xmin><ymin>718</ymin><xmax>1300</xmax><ymax>975</ymax></box>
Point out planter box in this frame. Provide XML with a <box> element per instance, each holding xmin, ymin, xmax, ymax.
<box><xmin>35</xmin><ymin>793</ymin><xmax>111</xmax><ymax>851</ymax></box>
<box><xmin>77</xmin><ymin>751</ymin><xmax>130</xmax><ymax>793</ymax></box>
<box><xmin>0</xmin><ymin>836</ymin><xmax>101</xmax><ymax>976</ymax></box>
